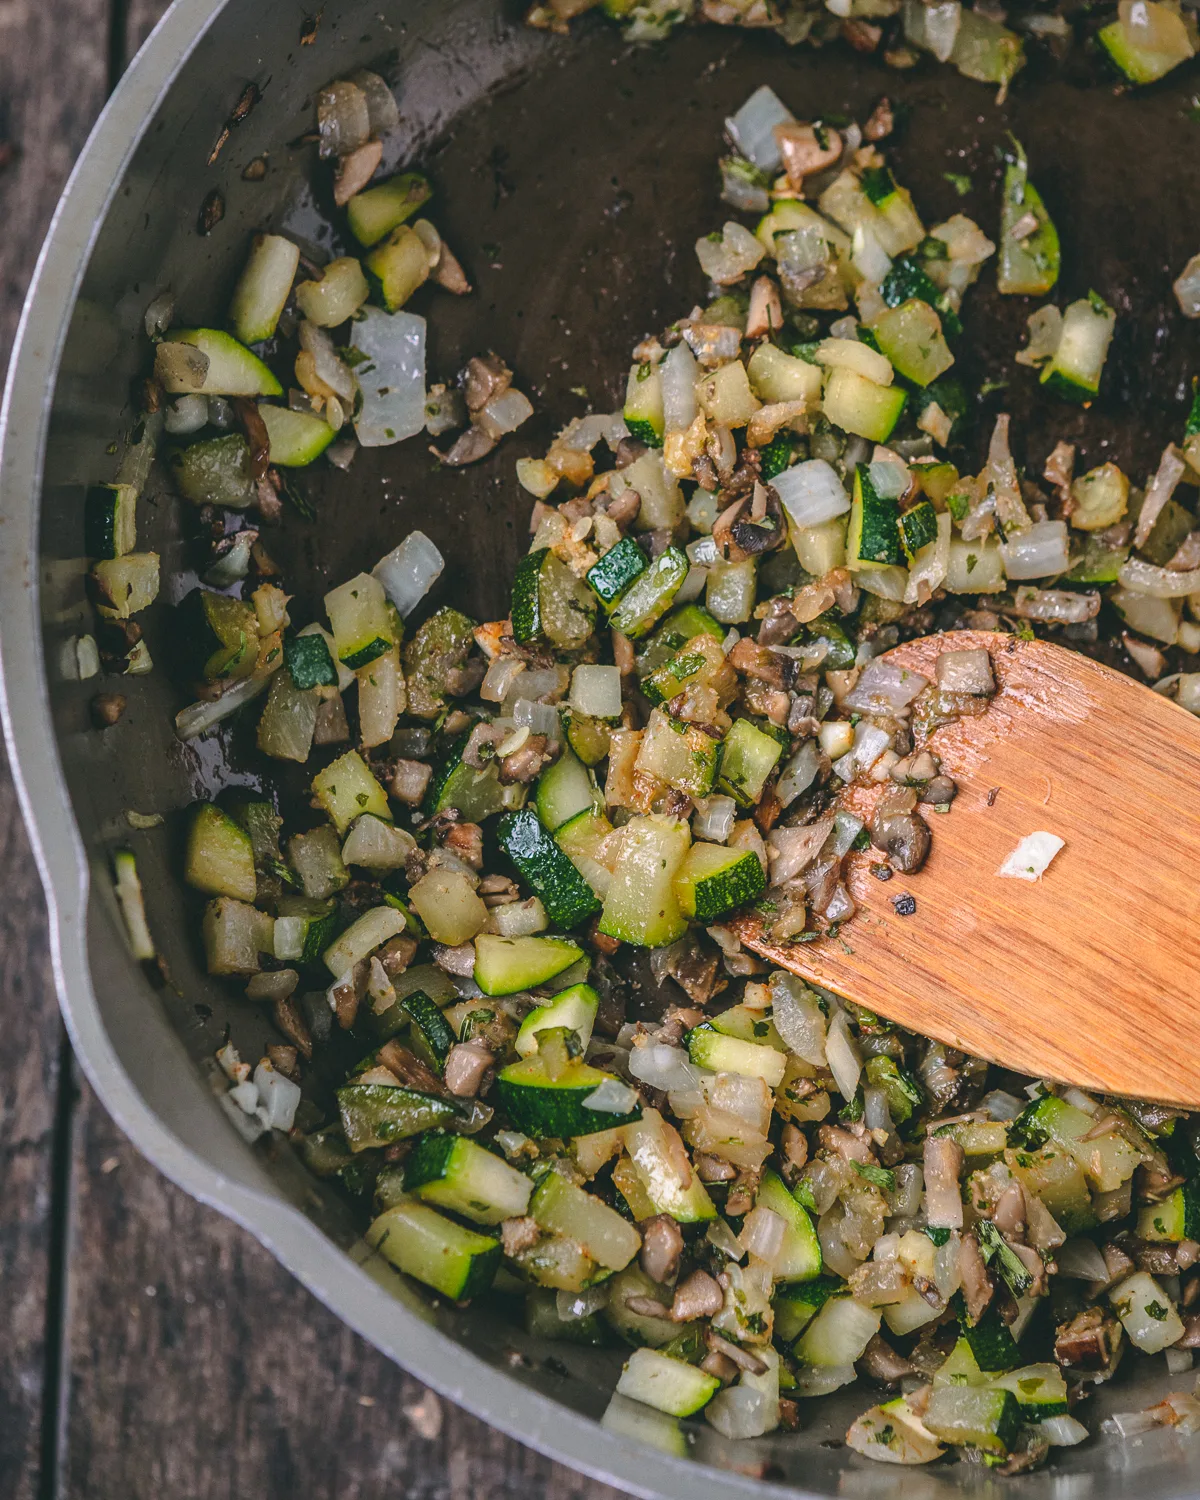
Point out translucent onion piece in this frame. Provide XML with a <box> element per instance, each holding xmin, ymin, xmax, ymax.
<box><xmin>477</xmin><ymin>388</ymin><xmax>534</xmax><ymax>440</ymax></box>
<box><xmin>852</xmin><ymin>223</ymin><xmax>892</xmax><ymax>285</ymax></box>
<box><xmin>867</xmin><ymin>458</ymin><xmax>908</xmax><ymax>500</ymax></box>
<box><xmin>1001</xmin><ymin>519</ymin><xmax>1069</xmax><ymax>580</ymax></box>
<box><xmin>1008</xmin><ymin>586</ymin><xmax>1100</xmax><ymax>623</ymax></box>
<box><xmin>351</xmin><ymin>306</ymin><xmax>426</xmax><ymax>448</ymax></box>
<box><xmin>996</xmin><ymin>830</ymin><xmax>1064</xmax><ymax>881</ymax></box>
<box><xmin>661</xmin><ymin>342</ymin><xmax>699</xmax><ymax>434</ymax></box>
<box><xmin>299</xmin><ymin>319</ymin><xmax>357</xmax><ymax>402</ymax></box>
<box><xmin>253</xmin><ymin>1060</ymin><xmax>301</xmax><ymax>1131</ymax></box>
<box><xmin>582</xmin><ymin>1077</ymin><xmax>640</xmax><ymax>1115</ymax></box>
<box><xmin>773</xmin><ymin>459</ymin><xmax>851</xmax><ymax>528</ymax></box>
<box><xmin>825</xmin><ymin>1009</ymin><xmax>862</xmax><ymax>1100</ymax></box>
<box><xmin>891</xmin><ymin>1163</ymin><xmax>923</xmax><ymax>1218</ymax></box>
<box><xmin>706</xmin><ymin>1384</ymin><xmax>774</xmax><ymax>1440</ymax></box>
<box><xmin>1102</xmin><ymin>1409</ymin><xmax>1161</xmax><ymax>1439</ymax></box>
<box><xmin>1133</xmin><ymin>444</ymin><xmax>1187</xmax><ymax>550</ymax></box>
<box><xmin>164</xmin><ymin>393</ymin><xmax>209</xmax><ymax>435</ymax></box>
<box><xmin>844</xmin><ymin>659</ymin><xmax>930</xmax><ymax>714</ymax></box>
<box><xmin>696</xmin><ymin>222</ymin><xmax>767</xmax><ymax>286</ymax></box>
<box><xmin>935</xmin><ymin>648</ymin><xmax>994</xmax><ymax>694</ymax></box>
<box><xmin>706</xmin><ymin>1216</ymin><xmax>746</xmax><ymax>1261</ymax></box>
<box><xmin>1055</xmin><ymin>1236</ymin><xmax>1109</xmax><ymax>1281</ymax></box>
<box><xmin>372</xmin><ymin>530</ymin><xmax>445</xmax><ymax>617</ymax></box>
<box><xmin>174</xmin><ymin>672</ymin><xmax>272</xmax><ymax>741</ymax></box>
<box><xmin>144</xmin><ymin>290</ymin><xmax>176</xmax><ymax>339</ymax></box>
<box><xmin>1118</xmin><ymin>555</ymin><xmax>1200</xmax><ymax>599</ymax></box>
<box><xmin>776</xmin><ymin>739</ymin><xmax>823</xmax><ymax>808</ymax></box>
<box><xmin>628</xmin><ymin>1043</ymin><xmax>705</xmax><ymax>1095</ymax></box>
<box><xmin>739</xmin><ymin>1206</ymin><xmax>786</xmax><ymax>1265</ymax></box>
<box><xmin>512</xmin><ymin>698</ymin><xmax>561</xmax><ymax>741</ymax></box>
<box><xmin>1174</xmin><ymin>253</ymin><xmax>1200</xmax><ymax>319</ymax></box>
<box><xmin>347</xmin><ymin>68</ymin><xmax>400</xmax><ymax>136</ymax></box>
<box><xmin>317</xmin><ymin>80</ymin><xmax>371</xmax><ymax>159</ymax></box>
<box><xmin>725</xmin><ymin>85</ymin><xmax>795</xmax><ymax>173</ymax></box>
<box><xmin>692</xmin><ymin>794</ymin><xmax>737</xmax><ymax>843</ymax></box>
<box><xmin>980</xmin><ymin>1089</ymin><xmax>1024</xmax><ymax>1120</ymax></box>
<box><xmin>986</xmin><ymin>413</ymin><xmax>1031</xmax><ymax>532</ymax></box>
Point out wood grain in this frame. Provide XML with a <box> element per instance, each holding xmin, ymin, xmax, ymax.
<box><xmin>737</xmin><ymin>630</ymin><xmax>1200</xmax><ymax>1104</ymax></box>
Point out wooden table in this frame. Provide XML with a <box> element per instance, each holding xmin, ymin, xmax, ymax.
<box><xmin>0</xmin><ymin>7</ymin><xmax>627</xmax><ymax>1495</ymax></box>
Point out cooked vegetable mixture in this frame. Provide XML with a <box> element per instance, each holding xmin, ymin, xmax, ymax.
<box><xmin>89</xmin><ymin>57</ymin><xmax>1200</xmax><ymax>1475</ymax></box>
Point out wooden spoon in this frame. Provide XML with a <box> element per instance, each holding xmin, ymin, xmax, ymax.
<box><xmin>731</xmin><ymin>629</ymin><xmax>1200</xmax><ymax>1107</ymax></box>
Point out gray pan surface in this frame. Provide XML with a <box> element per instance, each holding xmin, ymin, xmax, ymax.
<box><xmin>2</xmin><ymin>0</ymin><xmax>1200</xmax><ymax>1492</ymax></box>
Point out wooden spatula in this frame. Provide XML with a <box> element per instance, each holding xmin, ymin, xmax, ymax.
<box><xmin>732</xmin><ymin>629</ymin><xmax>1200</xmax><ymax>1107</ymax></box>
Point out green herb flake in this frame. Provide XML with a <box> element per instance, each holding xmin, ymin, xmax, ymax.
<box><xmin>943</xmin><ymin>171</ymin><xmax>973</xmax><ymax>197</ymax></box>
<box><xmin>1145</xmin><ymin>1299</ymin><xmax>1170</xmax><ymax>1322</ymax></box>
<box><xmin>851</xmin><ymin>1161</ymin><xmax>896</xmax><ymax>1192</ymax></box>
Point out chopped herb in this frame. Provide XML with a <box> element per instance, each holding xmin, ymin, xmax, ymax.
<box><xmin>1145</xmin><ymin>1299</ymin><xmax>1170</xmax><ymax>1321</ymax></box>
<box><xmin>924</xmin><ymin>1225</ymin><xmax>952</xmax><ymax>1246</ymax></box>
<box><xmin>852</xmin><ymin>1161</ymin><xmax>897</xmax><ymax>1192</ymax></box>
<box><xmin>943</xmin><ymin>171</ymin><xmax>973</xmax><ymax>197</ymax></box>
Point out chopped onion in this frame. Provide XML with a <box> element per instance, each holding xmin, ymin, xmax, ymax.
<box><xmin>844</xmin><ymin>659</ymin><xmax>930</xmax><ymax>715</ymax></box>
<box><xmin>582</xmin><ymin>1077</ymin><xmax>640</xmax><ymax>1114</ymax></box>
<box><xmin>163</xmin><ymin>393</ymin><xmax>208</xmax><ymax>434</ymax></box>
<box><xmin>773</xmin><ymin>459</ymin><xmax>851</xmax><ymax>528</ymax></box>
<box><xmin>481</xmin><ymin>658</ymin><xmax>524</xmax><ymax>705</ymax></box>
<box><xmin>825</xmin><ymin>1009</ymin><xmax>862</xmax><ymax>1100</ymax></box>
<box><xmin>891</xmin><ymin>1163</ymin><xmax>923</xmax><ymax>1218</ymax></box>
<box><xmin>696</xmin><ymin>222</ymin><xmax>766</xmax><ymax>286</ymax></box>
<box><xmin>477</xmin><ymin>387</ymin><xmax>534</xmax><ymax>440</ymax></box>
<box><xmin>347</xmin><ymin>68</ymin><xmax>399</xmax><ymax>136</ymax></box>
<box><xmin>1118</xmin><ymin>556</ymin><xmax>1200</xmax><ymax>599</ymax></box>
<box><xmin>706</xmin><ymin>1216</ymin><xmax>747</xmax><ymax>1261</ymax></box>
<box><xmin>832</xmin><ymin>722</ymin><xmax>891</xmax><ymax>782</ymax></box>
<box><xmin>505</xmin><ymin>666</ymin><xmax>569</xmax><ymax>706</ymax></box>
<box><xmin>253</xmin><ymin>1060</ymin><xmax>301</xmax><ymax>1131</ymax></box>
<box><xmin>863</xmin><ymin>1085</ymin><xmax>893</xmax><ymax>1136</ymax></box>
<box><xmin>318</xmin><ymin>80</ymin><xmax>370</xmax><ymax>158</ymax></box>
<box><xmin>852</xmin><ymin>223</ymin><xmax>892</xmax><ymax>285</ymax></box>
<box><xmin>1038</xmin><ymin>1414</ymin><xmax>1088</xmax><ymax>1448</ymax></box>
<box><xmin>725</xmin><ymin>85</ymin><xmax>795</xmax><ymax>173</ymax></box>
<box><xmin>1134</xmin><ymin>444</ymin><xmax>1187</xmax><ymax>550</ymax></box>
<box><xmin>144</xmin><ymin>290</ymin><xmax>176</xmax><ymax>339</ymax></box>
<box><xmin>904</xmin><ymin>0</ymin><xmax>962</xmax><ymax>59</ymax></box>
<box><xmin>996</xmin><ymin>830</ymin><xmax>1064</xmax><ymax>882</ymax></box>
<box><xmin>372</xmin><ymin>531</ymin><xmax>444</xmax><ymax>617</ymax></box>
<box><xmin>935</xmin><ymin>648</ymin><xmax>994</xmax><ymax>694</ymax></box>
<box><xmin>790</xmin><ymin>1362</ymin><xmax>856</xmax><ymax>1398</ymax></box>
<box><xmin>174</xmin><ymin>671</ymin><xmax>272</xmax><ymax>740</ymax></box>
<box><xmin>1008</xmin><ymin>586</ymin><xmax>1100</xmax><ymax>624</ymax></box>
<box><xmin>867</xmin><ymin>459</ymin><xmax>909</xmax><ymax>500</ymax></box>
<box><xmin>693</xmin><ymin>794</ymin><xmax>737</xmax><ymax>843</ymax></box>
<box><xmin>1015</xmin><ymin>304</ymin><xmax>1063</xmax><ymax>367</ymax></box>
<box><xmin>776</xmin><ymin>739</ymin><xmax>823</xmax><ymax>807</ymax></box>
<box><xmin>1001</xmin><ymin>520</ymin><xmax>1069</xmax><ymax>580</ymax></box>
<box><xmin>924</xmin><ymin>1138</ymin><xmax>964</xmax><ymax>1229</ymax></box>
<box><xmin>512</xmin><ymin>698</ymin><xmax>561</xmax><ymax>741</ymax></box>
<box><xmin>706</xmin><ymin>1383</ymin><xmax>775</xmax><ymax>1440</ymax></box>
<box><xmin>570</xmin><ymin>664</ymin><xmax>622</xmax><ymax>719</ymax></box>
<box><xmin>1174</xmin><ymin>253</ymin><xmax>1200</xmax><ymax>320</ymax></box>
<box><xmin>933</xmin><ymin>1232</ymin><xmax>963</xmax><ymax>1297</ymax></box>
<box><xmin>628</xmin><ymin>1042</ymin><xmax>705</xmax><ymax>1094</ymax></box>
<box><xmin>351</xmin><ymin>306</ymin><xmax>426</xmax><ymax>447</ymax></box>
<box><xmin>981</xmin><ymin>1089</ymin><xmax>1024</xmax><ymax>1120</ymax></box>
<box><xmin>1166</xmin><ymin>1346</ymin><xmax>1194</xmax><ymax>1375</ymax></box>
<box><xmin>1103</xmin><ymin>1409</ymin><xmax>1161</xmax><ymax>1440</ymax></box>
<box><xmin>661</xmin><ymin>342</ymin><xmax>699</xmax><ymax>434</ymax></box>
<box><xmin>740</xmin><ymin>1206</ymin><xmax>786</xmax><ymax>1265</ymax></box>
<box><xmin>1055</xmin><ymin>1237</ymin><xmax>1109</xmax><ymax>1281</ymax></box>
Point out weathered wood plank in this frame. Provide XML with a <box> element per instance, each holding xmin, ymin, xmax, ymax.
<box><xmin>64</xmin><ymin>1091</ymin><xmax>630</xmax><ymax>1500</ymax></box>
<box><xmin>0</xmin><ymin>1</ymin><xmax>113</xmax><ymax>1496</ymax></box>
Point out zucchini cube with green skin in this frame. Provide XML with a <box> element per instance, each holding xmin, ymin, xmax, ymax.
<box><xmin>635</xmin><ymin>710</ymin><xmax>721</xmax><ymax>799</ymax></box>
<box><xmin>473</xmin><ymin>934</ymin><xmax>584</xmax><ymax>996</ymax></box>
<box><xmin>338</xmin><ymin>1083</ymin><xmax>462</xmax><ymax>1153</ymax></box>
<box><xmin>512</xmin><ymin>547</ymin><xmax>596</xmax><ymax>649</ymax></box>
<box><xmin>404</xmin><ymin>607</ymin><xmax>477</xmax><ymax>720</ymax></box>
<box><xmin>623</xmin><ymin>361</ymin><xmax>665</xmax><ymax>447</ymax></box>
<box><xmin>347</xmin><ymin>172</ymin><xmax>432</xmax><ymax>247</ymax></box>
<box><xmin>923</xmin><ymin>1384</ymin><xmax>1019</xmax><ymax>1457</ymax></box>
<box><xmin>897</xmin><ymin>501</ymin><xmax>939</xmax><ymax>563</ymax></box>
<box><xmin>312</xmin><ymin>750</ymin><xmax>392</xmax><ymax>834</ymax></box>
<box><xmin>847</xmin><ymin>464</ymin><xmax>904</xmax><ymax>569</ymax></box>
<box><xmin>955</xmin><ymin>1302</ymin><xmax>1020</xmax><ymax>1372</ymax></box>
<box><xmin>325</xmin><ymin>572</ymin><xmax>396</xmax><ymax>670</ymax></box>
<box><xmin>184</xmin><ymin>803</ymin><xmax>258</xmax><ymax>903</ymax></box>
<box><xmin>497</xmin><ymin>808</ymin><xmax>602</xmax><ymax>929</ymax></box>
<box><xmin>532</xmin><ymin>1169</ymin><xmax>643</xmax><ymax>1271</ymax></box>
<box><xmin>155</xmin><ymin>328</ymin><xmax>283</xmax><ymax>398</ymax></box>
<box><xmin>1004</xmin><ymin>1145</ymin><xmax>1095</xmax><ymax>1235</ymax></box>
<box><xmin>598</xmin><ymin>814</ymin><xmax>691</xmax><ymax>947</ymax></box>
<box><xmin>495</xmin><ymin>1055</ymin><xmax>641</xmax><ymax>1138</ymax></box>
<box><xmin>686</xmin><ymin>1025</ymin><xmax>787</xmax><ymax>1087</ymax></box>
<box><xmin>170</xmin><ymin>433</ymin><xmax>257</xmax><ymax>510</ymax></box>
<box><xmin>609</xmin><ymin>547</ymin><xmax>689</xmax><ymax>640</ymax></box>
<box><xmin>864</xmin><ymin>1054</ymin><xmax>923</xmax><ymax>1124</ymax></box>
<box><xmin>426</xmin><ymin>734</ymin><xmax>523</xmax><ymax>823</ymax></box>
<box><xmin>718</xmin><ymin>718</ymin><xmax>783</xmax><ymax>807</ymax></box>
<box><xmin>641</xmin><ymin>633</ymin><xmax>730</xmax><ymax>707</ymax></box>
<box><xmin>822</xmin><ymin>367</ymin><xmax>906</xmax><ymax>444</ymax></box>
<box><xmin>773</xmin><ymin>1275</ymin><xmax>843</xmax><ymax>1341</ymax></box>
<box><xmin>871</xmin><ymin>300</ymin><xmax>954</xmax><ymax>388</ymax></box>
<box><xmin>364</xmin><ymin>224</ymin><xmax>430</xmax><ymax>312</ymax></box>
<box><xmin>228</xmin><ymin>233</ymin><xmax>300</xmax><ymax>344</ymax></box>
<box><xmin>615</xmin><ymin>1350</ymin><xmax>720</xmax><ymax>1418</ymax></box>
<box><xmin>674</xmin><ymin>842</ymin><xmax>765</xmax><ymax>922</ymax></box>
<box><xmin>623</xmin><ymin>1108</ymin><xmax>716</xmax><ymax>1223</ymax></box>
<box><xmin>536</xmin><ymin>747</ymin><xmax>601</xmax><ymax>832</ymax></box>
<box><xmin>257</xmin><ymin>403</ymin><xmax>336</xmax><ymax>467</ymax></box>
<box><xmin>998</xmin><ymin>141</ymin><xmax>1059</xmax><ymax>296</ymax></box>
<box><xmin>365</xmin><ymin>1200</ymin><xmax>501</xmax><ymax>1301</ymax></box>
<box><xmin>1040</xmin><ymin>294</ymin><xmax>1116</xmax><ymax>403</ymax></box>
<box><xmin>1010</xmin><ymin>1093</ymin><xmax>1142</xmax><ymax>1192</ymax></box>
<box><xmin>404</xmin><ymin>1135</ymin><xmax>533</xmax><ymax>1224</ymax></box>
<box><xmin>405</xmin><ymin>990</ymin><xmax>457</xmax><ymax>1070</ymax></box>
<box><xmin>515</xmin><ymin>983</ymin><xmax>600</xmax><ymax>1058</ymax></box>
<box><xmin>991</xmin><ymin>1363</ymin><xmax>1068</xmax><ymax>1422</ymax></box>
<box><xmin>639</xmin><ymin>603</ymin><xmax>724</xmax><ymax>671</ymax></box>
<box><xmin>756</xmin><ymin>1169</ymin><xmax>822</xmax><ymax>1283</ymax></box>
<box><xmin>283</xmin><ymin>631</ymin><xmax>338</xmax><ymax>690</ymax></box>
<box><xmin>1138</xmin><ymin>1181</ymin><xmax>1200</xmax><ymax>1243</ymax></box>
<box><xmin>84</xmin><ymin>483</ymin><xmax>137</xmax><ymax>560</ymax></box>
<box><xmin>176</xmin><ymin>588</ymin><xmax>259</xmax><ymax>683</ymax></box>
<box><xmin>586</xmin><ymin>536</ymin><xmax>648</xmax><ymax>608</ymax></box>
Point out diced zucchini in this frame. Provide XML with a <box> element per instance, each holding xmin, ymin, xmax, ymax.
<box><xmin>404</xmin><ymin>1135</ymin><xmax>533</xmax><ymax>1224</ymax></box>
<box><xmin>718</xmin><ymin>718</ymin><xmax>783</xmax><ymax>806</ymax></box>
<box><xmin>498</xmin><ymin>808</ymin><xmax>602</xmax><ymax>929</ymax></box>
<box><xmin>473</xmin><ymin>934</ymin><xmax>584</xmax><ymax>995</ymax></box>
<box><xmin>509</xmin><ymin>1230</ymin><xmax>601</xmax><ymax>1292</ymax></box>
<box><xmin>1098</xmin><ymin>8</ymin><xmax>1195</xmax><ymax>84</ymax></box>
<box><xmin>407</xmin><ymin>868</ymin><xmax>487</xmax><ymax>946</ymax></box>
<box><xmin>339</xmin><ymin>1083</ymin><xmax>462</xmax><ymax>1152</ymax></box>
<box><xmin>610</xmin><ymin>548</ymin><xmax>689</xmax><ymax>640</ymax></box>
<box><xmin>202</xmin><ymin>896</ymin><xmax>273</xmax><ymax>974</ymax></box>
<box><xmin>864</xmin><ymin>1055</ymin><xmax>923</xmax><ymax>1125</ymax></box>
<box><xmin>347</xmin><ymin>172</ymin><xmax>432</xmax><ymax>246</ymax></box>
<box><xmin>256</xmin><ymin>670</ymin><xmax>318</xmax><ymax>762</ymax></box>
<box><xmin>792</xmin><ymin>518</ymin><xmax>847</xmax><ymax>576</ymax></box>
<box><xmin>84</xmin><ymin>483</ymin><xmax>137</xmax><ymax>560</ymax></box>
<box><xmin>634</xmin><ymin>710</ymin><xmax>721</xmax><ymax>799</ymax></box>
<box><xmin>184</xmin><ymin>802</ymin><xmax>257</xmax><ymax>902</ymax></box>
<box><xmin>795</xmin><ymin>1296</ymin><xmax>881</xmax><ymax>1367</ymax></box>
<box><xmin>1108</xmin><ymin>1271</ymin><xmax>1185</xmax><ymax>1353</ymax></box>
<box><xmin>998</xmin><ymin>140</ymin><xmax>1059</xmax><ymax>297</ymax></box>
<box><xmin>1011</xmin><ymin>1093</ymin><xmax>1142</xmax><ymax>1192</ymax></box>
<box><xmin>404</xmin><ymin>990</ymin><xmax>456</xmax><ymax>1069</ymax></box>
<box><xmin>495</xmin><ymin>1055</ymin><xmax>641</xmax><ymax>1138</ymax></box>
<box><xmin>536</xmin><ymin>749</ymin><xmax>601</xmax><ymax>832</ymax></box>
<box><xmin>847</xmin><ymin>464</ymin><xmax>903</xmax><ymax>569</ymax></box>
<box><xmin>706</xmin><ymin>558</ymin><xmax>757</xmax><ymax>624</ymax></box>
<box><xmin>623</xmin><ymin>1108</ymin><xmax>716</xmax><ymax>1223</ymax></box>
<box><xmin>641</xmin><ymin>634</ymin><xmax>728</xmax><ymax>707</ymax></box>
<box><xmin>113</xmin><ymin>849</ymin><xmax>155</xmax><ymax>960</ymax></box>
<box><xmin>710</xmin><ymin>1004</ymin><xmax>786</xmax><ymax>1049</ymax></box>
<box><xmin>847</xmin><ymin>1396</ymin><xmax>945</xmax><ymax>1465</ymax></box>
<box><xmin>511</xmin><ymin>547</ymin><xmax>596</xmax><ymax>650</ymax></box>
<box><xmin>923</xmin><ymin>1384</ymin><xmax>1019</xmax><ymax>1457</ymax></box>
<box><xmin>1005</xmin><ymin>1145</ymin><xmax>1095</xmax><ymax>1234</ymax></box>
<box><xmin>991</xmin><ymin>1363</ymin><xmax>1068</xmax><ymax>1422</ymax></box>
<box><xmin>364</xmin><ymin>224</ymin><xmax>430</xmax><ymax>312</ymax></box>
<box><xmin>325</xmin><ymin>572</ymin><xmax>396</xmax><ymax>670</ymax></box>
<box><xmin>287</xmin><ymin>825</ymin><xmax>349</xmax><ymax>900</ymax></box>
<box><xmin>312</xmin><ymin>750</ymin><xmax>392</xmax><ymax>834</ymax></box>
<box><xmin>228</xmin><ymin>233</ymin><xmax>300</xmax><ymax>344</ymax></box>
<box><xmin>515</xmin><ymin>983</ymin><xmax>600</xmax><ymax>1058</ymax></box>
<box><xmin>365</xmin><ymin>1200</ymin><xmax>500</xmax><ymax>1300</ymax></box>
<box><xmin>1138</xmin><ymin>1181</ymin><xmax>1200</xmax><ymax>1242</ymax></box>
<box><xmin>883</xmin><ymin>1288</ymin><xmax>946</xmax><ymax>1337</ymax></box>
<box><xmin>957</xmin><ymin>1303</ymin><xmax>1020</xmax><ymax>1372</ymax></box>
<box><xmin>176</xmin><ymin>588</ymin><xmax>259</xmax><ymax>683</ymax></box>
<box><xmin>898</xmin><ymin>500</ymin><xmax>939</xmax><ymax>563</ymax></box>
<box><xmin>616</xmin><ymin>1349</ymin><xmax>719</xmax><ymax>1418</ymax></box>
<box><xmin>170</xmin><ymin>433</ymin><xmax>256</xmax><ymax>508</ymax></box>
<box><xmin>403</xmin><ymin>607</ymin><xmax>476</xmax><ymax>720</ymax></box>
<box><xmin>756</xmin><ymin>1170</ymin><xmax>822</xmax><ymax>1283</ymax></box>
<box><xmin>686</xmin><ymin>1025</ymin><xmax>787</xmax><ymax>1087</ymax></box>
<box><xmin>747</xmin><ymin>341</ymin><xmax>824</xmax><ymax>405</ymax></box>
<box><xmin>532</xmin><ymin>1169</ymin><xmax>642</xmax><ymax>1271</ymax></box>
<box><xmin>427</xmin><ymin>734</ymin><xmax>524</xmax><ymax>823</ymax></box>
<box><xmin>565</xmin><ymin>710</ymin><xmax>614</xmax><ymax>766</ymax></box>
<box><xmin>91</xmin><ymin>552</ymin><xmax>160</xmax><ymax>620</ymax></box>
<box><xmin>673</xmin><ymin>841</ymin><xmax>765</xmax><ymax>922</ymax></box>
<box><xmin>284</xmin><ymin>631</ymin><xmax>338</xmax><ymax>690</ymax></box>
<box><xmin>1041</xmin><ymin>294</ymin><xmax>1116</xmax><ymax>403</ymax></box>
<box><xmin>871</xmin><ymin>300</ymin><xmax>953</xmax><ymax>387</ymax></box>
<box><xmin>616</xmin><ymin>452</ymin><xmax>684</xmax><ymax>532</ymax></box>
<box><xmin>258</xmin><ymin>403</ymin><xmax>336</xmax><ymax>467</ymax></box>
<box><xmin>774</xmin><ymin>1276</ymin><xmax>843</xmax><ymax>1341</ymax></box>
<box><xmin>641</xmin><ymin>604</ymin><xmax>725</xmax><ymax>669</ymax></box>
<box><xmin>155</xmin><ymin>328</ymin><xmax>283</xmax><ymax>398</ymax></box>
<box><xmin>597</xmin><ymin>814</ymin><xmax>690</xmax><ymax>947</ymax></box>
<box><xmin>822</xmin><ymin>366</ymin><xmax>906</xmax><ymax>443</ymax></box>
<box><xmin>586</xmin><ymin>536</ymin><xmax>648</xmax><ymax>608</ymax></box>
<box><xmin>624</xmin><ymin>361</ymin><xmax>665</xmax><ymax>447</ymax></box>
